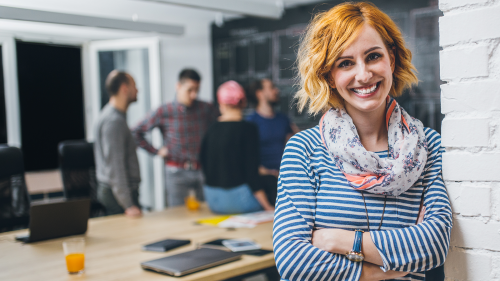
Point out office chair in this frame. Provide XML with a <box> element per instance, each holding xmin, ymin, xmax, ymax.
<box><xmin>58</xmin><ymin>140</ymin><xmax>104</xmax><ymax>217</ymax></box>
<box><xmin>0</xmin><ymin>146</ymin><xmax>31</xmax><ymax>232</ymax></box>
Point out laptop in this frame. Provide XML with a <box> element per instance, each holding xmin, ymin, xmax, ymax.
<box><xmin>141</xmin><ymin>248</ymin><xmax>242</xmax><ymax>276</ymax></box>
<box><xmin>15</xmin><ymin>198</ymin><xmax>90</xmax><ymax>243</ymax></box>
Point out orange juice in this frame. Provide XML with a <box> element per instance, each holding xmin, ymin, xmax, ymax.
<box><xmin>185</xmin><ymin>195</ymin><xmax>200</xmax><ymax>211</ymax></box>
<box><xmin>65</xmin><ymin>253</ymin><xmax>85</xmax><ymax>273</ymax></box>
<box><xmin>185</xmin><ymin>189</ymin><xmax>200</xmax><ymax>211</ymax></box>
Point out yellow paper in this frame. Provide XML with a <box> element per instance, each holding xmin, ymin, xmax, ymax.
<box><xmin>196</xmin><ymin>215</ymin><xmax>232</xmax><ymax>226</ymax></box>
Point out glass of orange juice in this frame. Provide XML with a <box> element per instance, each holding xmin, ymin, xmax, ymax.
<box><xmin>62</xmin><ymin>238</ymin><xmax>85</xmax><ymax>274</ymax></box>
<box><xmin>185</xmin><ymin>189</ymin><xmax>200</xmax><ymax>211</ymax></box>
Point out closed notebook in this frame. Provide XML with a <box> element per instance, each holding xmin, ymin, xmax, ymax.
<box><xmin>142</xmin><ymin>239</ymin><xmax>190</xmax><ymax>252</ymax></box>
<box><xmin>141</xmin><ymin>248</ymin><xmax>242</xmax><ymax>277</ymax></box>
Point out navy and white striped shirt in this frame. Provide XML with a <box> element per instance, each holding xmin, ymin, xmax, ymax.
<box><xmin>273</xmin><ymin>126</ymin><xmax>452</xmax><ymax>280</ymax></box>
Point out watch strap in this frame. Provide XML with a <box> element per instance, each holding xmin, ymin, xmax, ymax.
<box><xmin>352</xmin><ymin>229</ymin><xmax>363</xmax><ymax>253</ymax></box>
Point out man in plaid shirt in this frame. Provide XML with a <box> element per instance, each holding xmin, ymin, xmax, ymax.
<box><xmin>132</xmin><ymin>69</ymin><xmax>218</xmax><ymax>207</ymax></box>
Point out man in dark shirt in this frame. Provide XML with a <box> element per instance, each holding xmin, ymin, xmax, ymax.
<box><xmin>247</xmin><ymin>79</ymin><xmax>299</xmax><ymax>175</ymax></box>
<box><xmin>132</xmin><ymin>69</ymin><xmax>218</xmax><ymax>207</ymax></box>
<box><xmin>246</xmin><ymin>79</ymin><xmax>299</xmax><ymax>205</ymax></box>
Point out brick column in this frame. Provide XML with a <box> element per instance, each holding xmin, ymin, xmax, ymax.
<box><xmin>439</xmin><ymin>0</ymin><xmax>500</xmax><ymax>279</ymax></box>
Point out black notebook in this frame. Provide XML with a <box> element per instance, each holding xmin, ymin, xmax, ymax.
<box><xmin>142</xmin><ymin>239</ymin><xmax>191</xmax><ymax>252</ymax></box>
<box><xmin>141</xmin><ymin>248</ymin><xmax>242</xmax><ymax>276</ymax></box>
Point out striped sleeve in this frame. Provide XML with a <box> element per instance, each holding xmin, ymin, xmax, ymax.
<box><xmin>273</xmin><ymin>130</ymin><xmax>362</xmax><ymax>281</ymax></box>
<box><xmin>370</xmin><ymin>128</ymin><xmax>452</xmax><ymax>273</ymax></box>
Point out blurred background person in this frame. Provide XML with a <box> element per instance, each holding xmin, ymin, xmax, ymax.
<box><xmin>247</xmin><ymin>78</ymin><xmax>299</xmax><ymax>205</ymax></box>
<box><xmin>94</xmin><ymin>70</ymin><xmax>142</xmax><ymax>217</ymax></box>
<box><xmin>200</xmin><ymin>81</ymin><xmax>274</xmax><ymax>214</ymax></box>
<box><xmin>132</xmin><ymin>69</ymin><xmax>218</xmax><ymax>207</ymax></box>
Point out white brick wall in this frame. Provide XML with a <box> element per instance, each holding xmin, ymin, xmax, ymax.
<box><xmin>445</xmin><ymin>251</ymin><xmax>493</xmax><ymax>281</ymax></box>
<box><xmin>440</xmin><ymin>46</ymin><xmax>489</xmax><ymax>80</ymax></box>
<box><xmin>441</xmin><ymin>81</ymin><xmax>500</xmax><ymax>114</ymax></box>
<box><xmin>447</xmin><ymin>183</ymin><xmax>492</xmax><ymax>217</ymax></box>
<box><xmin>439</xmin><ymin>1</ymin><xmax>500</xmax><ymax>280</ymax></box>
<box><xmin>440</xmin><ymin>5</ymin><xmax>500</xmax><ymax>46</ymax></box>
<box><xmin>439</xmin><ymin>0</ymin><xmax>489</xmax><ymax>12</ymax></box>
<box><xmin>441</xmin><ymin>118</ymin><xmax>490</xmax><ymax>147</ymax></box>
<box><xmin>443</xmin><ymin>152</ymin><xmax>500</xmax><ymax>181</ymax></box>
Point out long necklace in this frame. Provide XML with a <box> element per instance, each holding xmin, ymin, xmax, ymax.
<box><xmin>361</xmin><ymin>193</ymin><xmax>387</xmax><ymax>231</ymax></box>
<box><xmin>361</xmin><ymin>148</ymin><xmax>389</xmax><ymax>231</ymax></box>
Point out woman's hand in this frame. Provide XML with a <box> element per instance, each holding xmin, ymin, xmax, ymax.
<box><xmin>360</xmin><ymin>262</ymin><xmax>408</xmax><ymax>281</ymax></box>
<box><xmin>263</xmin><ymin>205</ymin><xmax>275</xmax><ymax>211</ymax></box>
<box><xmin>312</xmin><ymin>229</ymin><xmax>385</xmax><ymax>266</ymax></box>
<box><xmin>416</xmin><ymin>204</ymin><xmax>426</xmax><ymax>224</ymax></box>
<box><xmin>312</xmin><ymin>228</ymin><xmax>344</xmax><ymax>253</ymax></box>
<box><xmin>258</xmin><ymin>166</ymin><xmax>280</xmax><ymax>178</ymax></box>
<box><xmin>313</xmin><ymin>230</ymin><xmax>408</xmax><ymax>280</ymax></box>
<box><xmin>253</xmin><ymin>190</ymin><xmax>275</xmax><ymax>211</ymax></box>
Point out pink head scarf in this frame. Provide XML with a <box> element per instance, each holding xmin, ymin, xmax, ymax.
<box><xmin>217</xmin><ymin>81</ymin><xmax>246</xmax><ymax>106</ymax></box>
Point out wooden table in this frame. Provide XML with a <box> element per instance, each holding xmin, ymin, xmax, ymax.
<box><xmin>0</xmin><ymin>205</ymin><xmax>275</xmax><ymax>281</ymax></box>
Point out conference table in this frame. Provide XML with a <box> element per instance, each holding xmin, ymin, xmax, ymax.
<box><xmin>0</xmin><ymin>204</ymin><xmax>276</xmax><ymax>281</ymax></box>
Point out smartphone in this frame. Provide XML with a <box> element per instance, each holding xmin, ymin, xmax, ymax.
<box><xmin>221</xmin><ymin>239</ymin><xmax>261</xmax><ymax>252</ymax></box>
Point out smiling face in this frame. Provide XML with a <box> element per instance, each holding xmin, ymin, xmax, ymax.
<box><xmin>330</xmin><ymin>24</ymin><xmax>395</xmax><ymax>115</ymax></box>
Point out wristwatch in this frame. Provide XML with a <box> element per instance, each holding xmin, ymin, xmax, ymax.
<box><xmin>346</xmin><ymin>230</ymin><xmax>364</xmax><ymax>262</ymax></box>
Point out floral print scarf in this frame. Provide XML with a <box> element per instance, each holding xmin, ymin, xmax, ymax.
<box><xmin>319</xmin><ymin>97</ymin><xmax>428</xmax><ymax>197</ymax></box>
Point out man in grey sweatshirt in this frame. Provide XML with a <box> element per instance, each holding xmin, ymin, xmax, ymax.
<box><xmin>94</xmin><ymin>70</ymin><xmax>142</xmax><ymax>217</ymax></box>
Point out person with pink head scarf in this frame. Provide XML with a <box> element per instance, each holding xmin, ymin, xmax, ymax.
<box><xmin>199</xmin><ymin>81</ymin><xmax>274</xmax><ymax>214</ymax></box>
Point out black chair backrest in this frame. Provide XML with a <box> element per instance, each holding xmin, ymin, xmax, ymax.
<box><xmin>0</xmin><ymin>146</ymin><xmax>30</xmax><ymax>232</ymax></box>
<box><xmin>0</xmin><ymin>145</ymin><xmax>25</xmax><ymax>179</ymax></box>
<box><xmin>58</xmin><ymin>140</ymin><xmax>97</xmax><ymax>200</ymax></box>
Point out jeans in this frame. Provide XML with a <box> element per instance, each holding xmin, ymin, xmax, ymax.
<box><xmin>97</xmin><ymin>182</ymin><xmax>140</xmax><ymax>215</ymax></box>
<box><xmin>203</xmin><ymin>183</ymin><xmax>263</xmax><ymax>214</ymax></box>
<box><xmin>426</xmin><ymin>265</ymin><xmax>445</xmax><ymax>280</ymax></box>
<box><xmin>165</xmin><ymin>166</ymin><xmax>204</xmax><ymax>207</ymax></box>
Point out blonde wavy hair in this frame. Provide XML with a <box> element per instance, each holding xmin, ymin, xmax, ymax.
<box><xmin>295</xmin><ymin>2</ymin><xmax>418</xmax><ymax>115</ymax></box>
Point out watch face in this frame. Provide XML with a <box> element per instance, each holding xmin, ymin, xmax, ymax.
<box><xmin>346</xmin><ymin>252</ymin><xmax>364</xmax><ymax>262</ymax></box>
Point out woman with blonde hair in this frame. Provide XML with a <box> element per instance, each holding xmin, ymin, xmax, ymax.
<box><xmin>272</xmin><ymin>2</ymin><xmax>451</xmax><ymax>280</ymax></box>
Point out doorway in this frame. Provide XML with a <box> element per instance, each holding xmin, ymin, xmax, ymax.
<box><xmin>16</xmin><ymin>41</ymin><xmax>85</xmax><ymax>171</ymax></box>
<box><xmin>0</xmin><ymin>46</ymin><xmax>6</xmax><ymax>144</ymax></box>
<box><xmin>85</xmin><ymin>37</ymin><xmax>164</xmax><ymax>210</ymax></box>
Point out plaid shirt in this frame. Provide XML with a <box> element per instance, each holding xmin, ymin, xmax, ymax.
<box><xmin>132</xmin><ymin>100</ymin><xmax>218</xmax><ymax>165</ymax></box>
